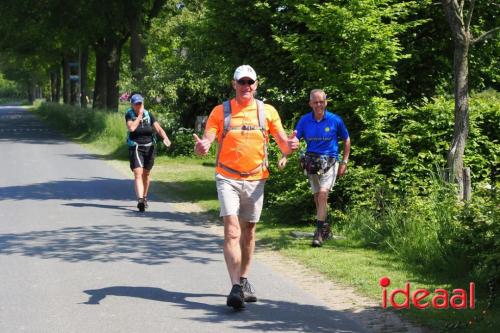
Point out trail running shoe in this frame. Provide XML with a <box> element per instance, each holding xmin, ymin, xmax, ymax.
<box><xmin>226</xmin><ymin>284</ymin><xmax>245</xmax><ymax>309</ymax></box>
<box><xmin>321</xmin><ymin>223</ymin><xmax>332</xmax><ymax>241</ymax></box>
<box><xmin>312</xmin><ymin>228</ymin><xmax>323</xmax><ymax>247</ymax></box>
<box><xmin>240</xmin><ymin>278</ymin><xmax>257</xmax><ymax>302</ymax></box>
<box><xmin>137</xmin><ymin>198</ymin><xmax>145</xmax><ymax>212</ymax></box>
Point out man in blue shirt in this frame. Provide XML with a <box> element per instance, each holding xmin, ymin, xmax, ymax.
<box><xmin>294</xmin><ymin>89</ymin><xmax>351</xmax><ymax>247</ymax></box>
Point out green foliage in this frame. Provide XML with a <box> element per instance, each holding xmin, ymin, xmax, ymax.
<box><xmin>339</xmin><ymin>176</ymin><xmax>499</xmax><ymax>282</ymax></box>
<box><xmin>266</xmin><ymin>142</ymin><xmax>314</xmax><ymax>222</ymax></box>
<box><xmin>0</xmin><ymin>72</ymin><xmax>22</xmax><ymax>97</ymax></box>
<box><xmin>457</xmin><ymin>186</ymin><xmax>500</xmax><ymax>283</ymax></box>
<box><xmin>35</xmin><ymin>102</ymin><xmax>127</xmax><ymax>157</ymax></box>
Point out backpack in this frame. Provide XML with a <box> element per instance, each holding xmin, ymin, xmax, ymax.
<box><xmin>125</xmin><ymin>108</ymin><xmax>156</xmax><ymax>147</ymax></box>
<box><xmin>216</xmin><ymin>99</ymin><xmax>269</xmax><ymax>177</ymax></box>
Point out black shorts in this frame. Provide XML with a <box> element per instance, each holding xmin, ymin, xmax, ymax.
<box><xmin>129</xmin><ymin>145</ymin><xmax>156</xmax><ymax>170</ymax></box>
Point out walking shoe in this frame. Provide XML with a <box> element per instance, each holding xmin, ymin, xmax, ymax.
<box><xmin>137</xmin><ymin>198</ymin><xmax>145</xmax><ymax>212</ymax></box>
<box><xmin>321</xmin><ymin>223</ymin><xmax>332</xmax><ymax>241</ymax></box>
<box><xmin>226</xmin><ymin>284</ymin><xmax>245</xmax><ymax>309</ymax></box>
<box><xmin>240</xmin><ymin>278</ymin><xmax>257</xmax><ymax>302</ymax></box>
<box><xmin>312</xmin><ymin>228</ymin><xmax>324</xmax><ymax>247</ymax></box>
<box><xmin>144</xmin><ymin>197</ymin><xmax>149</xmax><ymax>208</ymax></box>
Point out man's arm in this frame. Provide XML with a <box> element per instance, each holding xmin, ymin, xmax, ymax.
<box><xmin>273</xmin><ymin>130</ymin><xmax>299</xmax><ymax>156</ymax></box>
<box><xmin>338</xmin><ymin>137</ymin><xmax>351</xmax><ymax>177</ymax></box>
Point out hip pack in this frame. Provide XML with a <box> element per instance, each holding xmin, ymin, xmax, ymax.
<box><xmin>300</xmin><ymin>152</ymin><xmax>336</xmax><ymax>175</ymax></box>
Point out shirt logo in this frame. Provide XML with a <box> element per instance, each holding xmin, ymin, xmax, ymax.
<box><xmin>324</xmin><ymin>127</ymin><xmax>330</xmax><ymax>132</ymax></box>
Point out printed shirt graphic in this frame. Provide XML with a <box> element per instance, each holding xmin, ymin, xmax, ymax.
<box><xmin>205</xmin><ymin>99</ymin><xmax>284</xmax><ymax>180</ymax></box>
<box><xmin>125</xmin><ymin>109</ymin><xmax>157</xmax><ymax>145</ymax></box>
<box><xmin>295</xmin><ymin>111</ymin><xmax>349</xmax><ymax>158</ymax></box>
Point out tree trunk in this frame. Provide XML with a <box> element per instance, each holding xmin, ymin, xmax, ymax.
<box><xmin>93</xmin><ymin>48</ymin><xmax>108</xmax><ymax>110</ymax></box>
<box><xmin>446</xmin><ymin>40</ymin><xmax>469</xmax><ymax>199</ymax></box>
<box><xmin>62</xmin><ymin>57</ymin><xmax>71</xmax><ymax>104</ymax></box>
<box><xmin>80</xmin><ymin>47</ymin><xmax>89</xmax><ymax>108</ymax></box>
<box><xmin>129</xmin><ymin>14</ymin><xmax>147</xmax><ymax>82</ymax></box>
<box><xmin>105</xmin><ymin>43</ymin><xmax>122</xmax><ymax>111</ymax></box>
<box><xmin>442</xmin><ymin>0</ymin><xmax>471</xmax><ymax>200</ymax></box>
<box><xmin>50</xmin><ymin>68</ymin><xmax>60</xmax><ymax>103</ymax></box>
<box><xmin>70</xmin><ymin>79</ymin><xmax>78</xmax><ymax>105</ymax></box>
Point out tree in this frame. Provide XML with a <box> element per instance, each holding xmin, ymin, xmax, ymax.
<box><xmin>442</xmin><ymin>0</ymin><xmax>499</xmax><ymax>199</ymax></box>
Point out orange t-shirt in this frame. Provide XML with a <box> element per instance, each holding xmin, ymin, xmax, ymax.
<box><xmin>206</xmin><ymin>99</ymin><xmax>285</xmax><ymax>180</ymax></box>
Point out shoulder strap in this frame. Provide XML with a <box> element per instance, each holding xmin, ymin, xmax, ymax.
<box><xmin>256</xmin><ymin>100</ymin><xmax>269</xmax><ymax>169</ymax></box>
<box><xmin>256</xmin><ymin>100</ymin><xmax>266</xmax><ymax>129</ymax></box>
<box><xmin>216</xmin><ymin>100</ymin><xmax>231</xmax><ymax>166</ymax></box>
<box><xmin>222</xmin><ymin>100</ymin><xmax>231</xmax><ymax>135</ymax></box>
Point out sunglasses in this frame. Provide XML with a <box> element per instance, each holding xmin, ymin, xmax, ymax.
<box><xmin>237</xmin><ymin>79</ymin><xmax>256</xmax><ymax>86</ymax></box>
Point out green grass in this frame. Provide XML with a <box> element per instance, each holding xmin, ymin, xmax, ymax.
<box><xmin>31</xmin><ymin>102</ymin><xmax>498</xmax><ymax>333</ymax></box>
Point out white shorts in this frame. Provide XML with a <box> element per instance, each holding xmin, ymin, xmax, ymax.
<box><xmin>308</xmin><ymin>162</ymin><xmax>339</xmax><ymax>194</ymax></box>
<box><xmin>215</xmin><ymin>173</ymin><xmax>266</xmax><ymax>223</ymax></box>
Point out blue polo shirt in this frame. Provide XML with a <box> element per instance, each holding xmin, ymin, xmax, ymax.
<box><xmin>295</xmin><ymin>111</ymin><xmax>349</xmax><ymax>158</ymax></box>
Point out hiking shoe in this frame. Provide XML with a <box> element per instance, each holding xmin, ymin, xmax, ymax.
<box><xmin>137</xmin><ymin>198</ymin><xmax>145</xmax><ymax>212</ymax></box>
<box><xmin>226</xmin><ymin>284</ymin><xmax>245</xmax><ymax>309</ymax></box>
<box><xmin>321</xmin><ymin>223</ymin><xmax>332</xmax><ymax>241</ymax></box>
<box><xmin>240</xmin><ymin>278</ymin><xmax>257</xmax><ymax>302</ymax></box>
<box><xmin>312</xmin><ymin>228</ymin><xmax>323</xmax><ymax>247</ymax></box>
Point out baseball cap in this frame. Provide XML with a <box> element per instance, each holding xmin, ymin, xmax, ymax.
<box><xmin>130</xmin><ymin>94</ymin><xmax>144</xmax><ymax>104</ymax></box>
<box><xmin>233</xmin><ymin>65</ymin><xmax>257</xmax><ymax>81</ymax></box>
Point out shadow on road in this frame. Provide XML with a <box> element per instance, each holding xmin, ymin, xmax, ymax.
<box><xmin>82</xmin><ymin>286</ymin><xmax>367</xmax><ymax>332</ymax></box>
<box><xmin>0</xmin><ymin>224</ymin><xmax>222</xmax><ymax>265</ymax></box>
<box><xmin>0</xmin><ymin>177</ymin><xmax>133</xmax><ymax>201</ymax></box>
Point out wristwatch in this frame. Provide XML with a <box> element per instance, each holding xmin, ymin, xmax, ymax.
<box><xmin>339</xmin><ymin>160</ymin><xmax>348</xmax><ymax>165</ymax></box>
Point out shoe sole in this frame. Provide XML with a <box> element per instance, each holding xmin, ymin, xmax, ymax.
<box><xmin>244</xmin><ymin>295</ymin><xmax>257</xmax><ymax>302</ymax></box>
<box><xmin>137</xmin><ymin>202</ymin><xmax>145</xmax><ymax>212</ymax></box>
<box><xmin>227</xmin><ymin>295</ymin><xmax>245</xmax><ymax>309</ymax></box>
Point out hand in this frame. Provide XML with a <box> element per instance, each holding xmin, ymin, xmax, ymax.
<box><xmin>338</xmin><ymin>163</ymin><xmax>347</xmax><ymax>177</ymax></box>
<box><xmin>193</xmin><ymin>134</ymin><xmax>210</xmax><ymax>155</ymax></box>
<box><xmin>137</xmin><ymin>107</ymin><xmax>144</xmax><ymax>118</ymax></box>
<box><xmin>287</xmin><ymin>130</ymin><xmax>299</xmax><ymax>151</ymax></box>
<box><xmin>278</xmin><ymin>155</ymin><xmax>288</xmax><ymax>170</ymax></box>
<box><xmin>163</xmin><ymin>137</ymin><xmax>171</xmax><ymax>147</ymax></box>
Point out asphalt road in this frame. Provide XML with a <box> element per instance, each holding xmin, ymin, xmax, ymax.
<box><xmin>0</xmin><ymin>105</ymin><xmax>369</xmax><ymax>333</ymax></box>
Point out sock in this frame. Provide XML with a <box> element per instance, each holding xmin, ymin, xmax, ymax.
<box><xmin>316</xmin><ymin>220</ymin><xmax>325</xmax><ymax>229</ymax></box>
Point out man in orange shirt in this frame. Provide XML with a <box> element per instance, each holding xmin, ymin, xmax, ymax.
<box><xmin>194</xmin><ymin>65</ymin><xmax>299</xmax><ymax>310</ymax></box>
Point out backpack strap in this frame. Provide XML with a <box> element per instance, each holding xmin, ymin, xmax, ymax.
<box><xmin>256</xmin><ymin>99</ymin><xmax>269</xmax><ymax>169</ymax></box>
<box><xmin>215</xmin><ymin>100</ymin><xmax>232</xmax><ymax>166</ymax></box>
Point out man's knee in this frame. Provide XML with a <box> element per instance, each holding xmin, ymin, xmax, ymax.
<box><xmin>224</xmin><ymin>217</ymin><xmax>241</xmax><ymax>242</ymax></box>
<box><xmin>317</xmin><ymin>190</ymin><xmax>329</xmax><ymax>203</ymax></box>
<box><xmin>241</xmin><ymin>222</ymin><xmax>256</xmax><ymax>241</ymax></box>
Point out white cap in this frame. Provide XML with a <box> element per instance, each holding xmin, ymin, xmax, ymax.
<box><xmin>233</xmin><ymin>65</ymin><xmax>257</xmax><ymax>81</ymax></box>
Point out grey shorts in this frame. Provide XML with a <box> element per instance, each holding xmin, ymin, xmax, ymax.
<box><xmin>308</xmin><ymin>162</ymin><xmax>339</xmax><ymax>194</ymax></box>
<box><xmin>215</xmin><ymin>173</ymin><xmax>266</xmax><ymax>223</ymax></box>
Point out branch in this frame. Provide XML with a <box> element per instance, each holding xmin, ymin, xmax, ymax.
<box><xmin>459</xmin><ymin>0</ymin><xmax>465</xmax><ymax>13</ymax></box>
<box><xmin>472</xmin><ymin>26</ymin><xmax>500</xmax><ymax>44</ymax></box>
<box><xmin>465</xmin><ymin>0</ymin><xmax>475</xmax><ymax>31</ymax></box>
